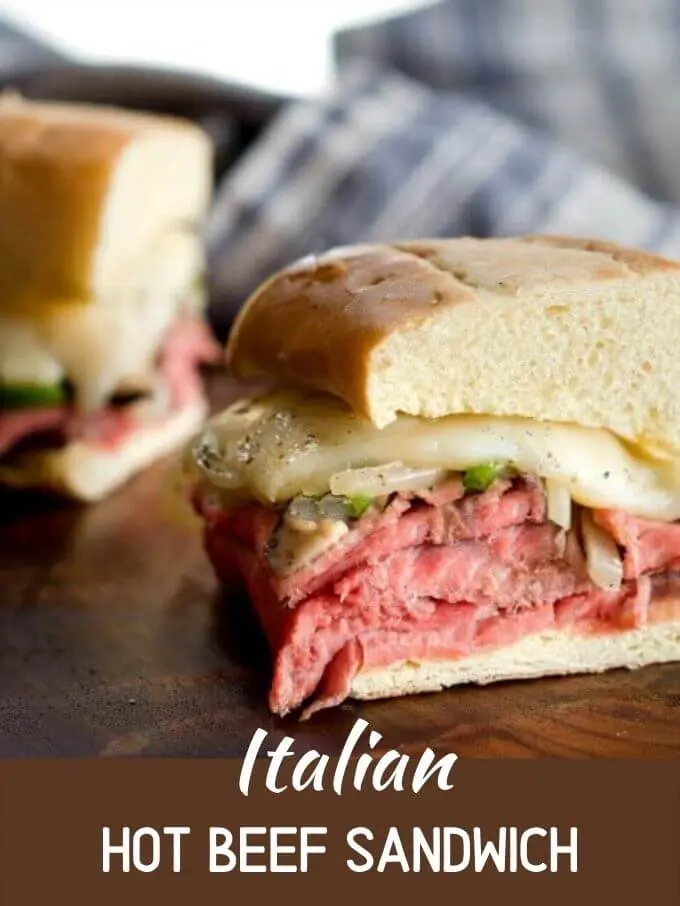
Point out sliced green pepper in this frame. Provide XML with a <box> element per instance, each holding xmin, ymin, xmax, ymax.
<box><xmin>0</xmin><ymin>382</ymin><xmax>66</xmax><ymax>410</ymax></box>
<box><xmin>463</xmin><ymin>461</ymin><xmax>506</xmax><ymax>493</ymax></box>
<box><xmin>345</xmin><ymin>494</ymin><xmax>373</xmax><ymax>519</ymax></box>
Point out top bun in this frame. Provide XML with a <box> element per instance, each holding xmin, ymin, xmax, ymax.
<box><xmin>0</xmin><ymin>93</ymin><xmax>212</xmax><ymax>314</ymax></box>
<box><xmin>227</xmin><ymin>235</ymin><xmax>680</xmax><ymax>456</ymax></box>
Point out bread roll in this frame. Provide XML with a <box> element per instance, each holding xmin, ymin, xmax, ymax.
<box><xmin>0</xmin><ymin>95</ymin><xmax>217</xmax><ymax>502</ymax></box>
<box><xmin>0</xmin><ymin>398</ymin><xmax>207</xmax><ymax>502</ymax></box>
<box><xmin>0</xmin><ymin>92</ymin><xmax>212</xmax><ymax>315</ymax></box>
<box><xmin>351</xmin><ymin>619</ymin><xmax>680</xmax><ymax>702</ymax></box>
<box><xmin>227</xmin><ymin>236</ymin><xmax>680</xmax><ymax>456</ymax></box>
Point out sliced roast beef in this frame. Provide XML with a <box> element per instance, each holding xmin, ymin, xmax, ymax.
<box><xmin>594</xmin><ymin>509</ymin><xmax>680</xmax><ymax>579</ymax></box>
<box><xmin>333</xmin><ymin>523</ymin><xmax>584</xmax><ymax>612</ymax></box>
<box><xmin>159</xmin><ymin>317</ymin><xmax>220</xmax><ymax>408</ymax></box>
<box><xmin>0</xmin><ymin>318</ymin><xmax>219</xmax><ymax>459</ymax></box>
<box><xmin>302</xmin><ymin>577</ymin><xmax>665</xmax><ymax>719</ymax></box>
<box><xmin>199</xmin><ymin>476</ymin><xmax>680</xmax><ymax>716</ymax></box>
<box><xmin>204</xmin><ymin>477</ymin><xmax>547</xmax><ymax>606</ymax></box>
<box><xmin>0</xmin><ymin>408</ymin><xmax>67</xmax><ymax>457</ymax></box>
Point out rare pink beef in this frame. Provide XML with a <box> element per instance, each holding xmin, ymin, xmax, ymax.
<box><xmin>197</xmin><ymin>478</ymin><xmax>680</xmax><ymax>717</ymax></box>
<box><xmin>594</xmin><ymin>509</ymin><xmax>680</xmax><ymax>579</ymax></box>
<box><xmin>0</xmin><ymin>318</ymin><xmax>219</xmax><ymax>457</ymax></box>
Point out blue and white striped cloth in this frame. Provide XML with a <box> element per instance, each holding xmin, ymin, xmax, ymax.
<box><xmin>4</xmin><ymin>2</ymin><xmax>680</xmax><ymax>325</ymax></box>
<box><xmin>207</xmin><ymin>0</ymin><xmax>680</xmax><ymax>319</ymax></box>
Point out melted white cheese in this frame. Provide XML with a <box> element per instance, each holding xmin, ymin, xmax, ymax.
<box><xmin>195</xmin><ymin>390</ymin><xmax>680</xmax><ymax>521</ymax></box>
<box><xmin>0</xmin><ymin>321</ymin><xmax>63</xmax><ymax>384</ymax></box>
<box><xmin>270</xmin><ymin>516</ymin><xmax>349</xmax><ymax>574</ymax></box>
<box><xmin>0</xmin><ymin>230</ymin><xmax>203</xmax><ymax>407</ymax></box>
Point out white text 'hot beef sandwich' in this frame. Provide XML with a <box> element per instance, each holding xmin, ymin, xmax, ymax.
<box><xmin>0</xmin><ymin>94</ymin><xmax>220</xmax><ymax>501</ymax></box>
<box><xmin>189</xmin><ymin>236</ymin><xmax>680</xmax><ymax>717</ymax></box>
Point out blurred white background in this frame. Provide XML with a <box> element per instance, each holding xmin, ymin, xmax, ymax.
<box><xmin>0</xmin><ymin>0</ymin><xmax>431</xmax><ymax>95</ymax></box>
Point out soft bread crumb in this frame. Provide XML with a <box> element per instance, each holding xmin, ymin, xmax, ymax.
<box><xmin>228</xmin><ymin>236</ymin><xmax>680</xmax><ymax>454</ymax></box>
<box><xmin>350</xmin><ymin>619</ymin><xmax>680</xmax><ymax>700</ymax></box>
<box><xmin>0</xmin><ymin>399</ymin><xmax>207</xmax><ymax>501</ymax></box>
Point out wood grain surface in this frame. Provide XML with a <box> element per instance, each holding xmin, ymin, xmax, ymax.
<box><xmin>0</xmin><ymin>376</ymin><xmax>678</xmax><ymax>758</ymax></box>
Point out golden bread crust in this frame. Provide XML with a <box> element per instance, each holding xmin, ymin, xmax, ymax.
<box><xmin>226</xmin><ymin>235</ymin><xmax>680</xmax><ymax>425</ymax></box>
<box><xmin>228</xmin><ymin>242</ymin><xmax>474</xmax><ymax>413</ymax></box>
<box><xmin>0</xmin><ymin>93</ymin><xmax>209</xmax><ymax>313</ymax></box>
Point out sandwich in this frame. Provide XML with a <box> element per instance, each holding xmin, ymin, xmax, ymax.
<box><xmin>0</xmin><ymin>93</ymin><xmax>220</xmax><ymax>501</ymax></box>
<box><xmin>188</xmin><ymin>235</ymin><xmax>680</xmax><ymax>718</ymax></box>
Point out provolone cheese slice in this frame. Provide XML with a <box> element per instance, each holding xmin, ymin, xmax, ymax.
<box><xmin>194</xmin><ymin>390</ymin><xmax>680</xmax><ymax>521</ymax></box>
<box><xmin>0</xmin><ymin>230</ymin><xmax>203</xmax><ymax>407</ymax></box>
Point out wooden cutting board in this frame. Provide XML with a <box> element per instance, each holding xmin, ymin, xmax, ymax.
<box><xmin>1</xmin><ymin>375</ymin><xmax>678</xmax><ymax>758</ymax></box>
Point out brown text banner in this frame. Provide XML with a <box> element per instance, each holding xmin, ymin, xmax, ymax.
<box><xmin>0</xmin><ymin>758</ymin><xmax>678</xmax><ymax>905</ymax></box>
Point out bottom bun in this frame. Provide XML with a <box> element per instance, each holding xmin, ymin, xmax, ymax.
<box><xmin>0</xmin><ymin>399</ymin><xmax>207</xmax><ymax>502</ymax></box>
<box><xmin>350</xmin><ymin>619</ymin><xmax>680</xmax><ymax>701</ymax></box>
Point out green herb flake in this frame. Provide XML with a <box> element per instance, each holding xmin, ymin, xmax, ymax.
<box><xmin>345</xmin><ymin>494</ymin><xmax>373</xmax><ymax>519</ymax></box>
<box><xmin>0</xmin><ymin>382</ymin><xmax>67</xmax><ymax>410</ymax></box>
<box><xmin>462</xmin><ymin>461</ymin><xmax>506</xmax><ymax>493</ymax></box>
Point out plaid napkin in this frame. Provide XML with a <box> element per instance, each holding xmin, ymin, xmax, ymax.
<box><xmin>0</xmin><ymin>18</ymin><xmax>64</xmax><ymax>76</ymax></box>
<box><xmin>207</xmin><ymin>0</ymin><xmax>680</xmax><ymax>317</ymax></box>
<box><xmin>4</xmin><ymin>2</ymin><xmax>680</xmax><ymax>326</ymax></box>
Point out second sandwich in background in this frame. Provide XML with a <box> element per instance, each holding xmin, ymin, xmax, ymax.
<box><xmin>0</xmin><ymin>93</ymin><xmax>221</xmax><ymax>501</ymax></box>
<box><xmin>190</xmin><ymin>236</ymin><xmax>680</xmax><ymax>718</ymax></box>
